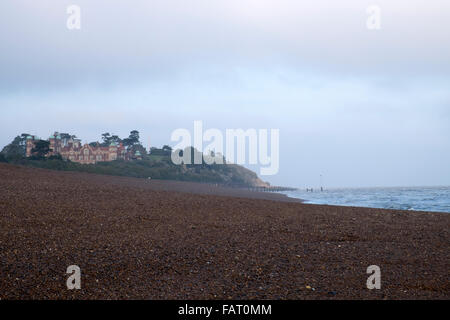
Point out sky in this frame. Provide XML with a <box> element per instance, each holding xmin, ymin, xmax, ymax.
<box><xmin>0</xmin><ymin>0</ymin><xmax>449</xmax><ymax>188</ymax></box>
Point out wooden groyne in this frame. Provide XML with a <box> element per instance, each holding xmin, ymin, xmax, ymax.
<box><xmin>246</xmin><ymin>186</ymin><xmax>297</xmax><ymax>193</ymax></box>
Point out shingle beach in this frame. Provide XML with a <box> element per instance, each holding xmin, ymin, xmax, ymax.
<box><xmin>0</xmin><ymin>163</ymin><xmax>448</xmax><ymax>299</ymax></box>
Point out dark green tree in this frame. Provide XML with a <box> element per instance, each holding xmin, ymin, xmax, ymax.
<box><xmin>110</xmin><ymin>135</ymin><xmax>122</xmax><ymax>144</ymax></box>
<box><xmin>31</xmin><ymin>140</ymin><xmax>52</xmax><ymax>159</ymax></box>
<box><xmin>101</xmin><ymin>133</ymin><xmax>111</xmax><ymax>146</ymax></box>
<box><xmin>101</xmin><ymin>133</ymin><xmax>121</xmax><ymax>146</ymax></box>
<box><xmin>130</xmin><ymin>130</ymin><xmax>140</xmax><ymax>142</ymax></box>
<box><xmin>0</xmin><ymin>134</ymin><xmax>29</xmax><ymax>160</ymax></box>
<box><xmin>162</xmin><ymin>145</ymin><xmax>172</xmax><ymax>154</ymax></box>
<box><xmin>130</xmin><ymin>144</ymin><xmax>147</xmax><ymax>156</ymax></box>
<box><xmin>123</xmin><ymin>130</ymin><xmax>140</xmax><ymax>147</ymax></box>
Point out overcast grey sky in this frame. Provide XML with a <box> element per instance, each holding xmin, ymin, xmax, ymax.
<box><xmin>1</xmin><ymin>0</ymin><xmax>449</xmax><ymax>187</ymax></box>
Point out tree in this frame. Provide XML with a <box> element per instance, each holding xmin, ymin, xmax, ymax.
<box><xmin>130</xmin><ymin>144</ymin><xmax>147</xmax><ymax>157</ymax></box>
<box><xmin>110</xmin><ymin>135</ymin><xmax>122</xmax><ymax>144</ymax></box>
<box><xmin>129</xmin><ymin>130</ymin><xmax>140</xmax><ymax>143</ymax></box>
<box><xmin>0</xmin><ymin>134</ymin><xmax>29</xmax><ymax>160</ymax></box>
<box><xmin>31</xmin><ymin>140</ymin><xmax>52</xmax><ymax>159</ymax></box>
<box><xmin>101</xmin><ymin>132</ymin><xmax>111</xmax><ymax>146</ymax></box>
<box><xmin>162</xmin><ymin>145</ymin><xmax>172</xmax><ymax>154</ymax></box>
<box><xmin>123</xmin><ymin>130</ymin><xmax>140</xmax><ymax>147</ymax></box>
<box><xmin>101</xmin><ymin>132</ymin><xmax>121</xmax><ymax>146</ymax></box>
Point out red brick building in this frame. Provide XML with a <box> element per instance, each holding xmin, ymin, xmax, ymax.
<box><xmin>26</xmin><ymin>133</ymin><xmax>142</xmax><ymax>164</ymax></box>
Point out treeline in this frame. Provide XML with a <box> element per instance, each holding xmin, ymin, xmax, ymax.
<box><xmin>9</xmin><ymin>156</ymin><xmax>259</xmax><ymax>186</ymax></box>
<box><xmin>3</xmin><ymin>151</ymin><xmax>262</xmax><ymax>187</ymax></box>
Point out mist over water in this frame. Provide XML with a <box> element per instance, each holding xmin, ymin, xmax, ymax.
<box><xmin>284</xmin><ymin>186</ymin><xmax>450</xmax><ymax>213</ymax></box>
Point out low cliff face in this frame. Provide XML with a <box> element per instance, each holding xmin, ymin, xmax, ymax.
<box><xmin>225</xmin><ymin>164</ymin><xmax>270</xmax><ymax>188</ymax></box>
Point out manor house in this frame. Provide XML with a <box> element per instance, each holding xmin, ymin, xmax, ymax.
<box><xmin>25</xmin><ymin>133</ymin><xmax>142</xmax><ymax>164</ymax></box>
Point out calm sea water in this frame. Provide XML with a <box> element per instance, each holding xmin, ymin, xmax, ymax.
<box><xmin>283</xmin><ymin>186</ymin><xmax>450</xmax><ymax>213</ymax></box>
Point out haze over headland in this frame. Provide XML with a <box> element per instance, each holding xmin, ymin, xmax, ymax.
<box><xmin>1</xmin><ymin>0</ymin><xmax>449</xmax><ymax>188</ymax></box>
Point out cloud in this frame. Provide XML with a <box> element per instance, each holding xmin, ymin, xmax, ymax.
<box><xmin>0</xmin><ymin>0</ymin><xmax>449</xmax><ymax>187</ymax></box>
<box><xmin>1</xmin><ymin>0</ymin><xmax>450</xmax><ymax>92</ymax></box>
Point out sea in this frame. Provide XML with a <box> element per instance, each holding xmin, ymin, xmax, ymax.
<box><xmin>283</xmin><ymin>186</ymin><xmax>450</xmax><ymax>213</ymax></box>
